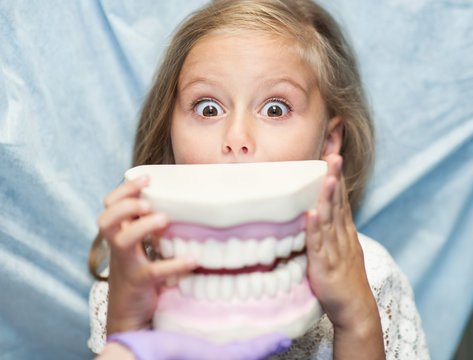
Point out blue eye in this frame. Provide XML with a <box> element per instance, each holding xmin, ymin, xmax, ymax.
<box><xmin>261</xmin><ymin>100</ymin><xmax>290</xmax><ymax>117</ymax></box>
<box><xmin>194</xmin><ymin>100</ymin><xmax>224</xmax><ymax>117</ymax></box>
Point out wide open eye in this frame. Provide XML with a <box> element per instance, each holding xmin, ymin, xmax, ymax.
<box><xmin>194</xmin><ymin>100</ymin><xmax>224</xmax><ymax>117</ymax></box>
<box><xmin>261</xmin><ymin>100</ymin><xmax>290</xmax><ymax>118</ymax></box>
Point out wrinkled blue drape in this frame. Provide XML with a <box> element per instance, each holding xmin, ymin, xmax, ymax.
<box><xmin>0</xmin><ymin>1</ymin><xmax>471</xmax><ymax>359</ymax></box>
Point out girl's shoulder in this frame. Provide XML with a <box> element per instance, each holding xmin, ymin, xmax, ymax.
<box><xmin>358</xmin><ymin>233</ymin><xmax>431</xmax><ymax>360</ymax></box>
<box><xmin>357</xmin><ymin>232</ymin><xmax>417</xmax><ymax>320</ymax></box>
<box><xmin>358</xmin><ymin>232</ymin><xmax>408</xmax><ymax>290</ymax></box>
<box><xmin>358</xmin><ymin>232</ymin><xmax>396</xmax><ymax>264</ymax></box>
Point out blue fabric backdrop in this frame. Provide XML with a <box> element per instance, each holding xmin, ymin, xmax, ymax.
<box><xmin>1</xmin><ymin>1</ymin><xmax>472</xmax><ymax>359</ymax></box>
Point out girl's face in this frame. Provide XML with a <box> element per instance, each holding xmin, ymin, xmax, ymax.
<box><xmin>171</xmin><ymin>33</ymin><xmax>342</xmax><ymax>164</ymax></box>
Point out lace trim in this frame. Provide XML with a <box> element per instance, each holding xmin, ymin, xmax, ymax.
<box><xmin>88</xmin><ymin>234</ymin><xmax>430</xmax><ymax>359</ymax></box>
<box><xmin>87</xmin><ymin>271</ymin><xmax>109</xmax><ymax>353</ymax></box>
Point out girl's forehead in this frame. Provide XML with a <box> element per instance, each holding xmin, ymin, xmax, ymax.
<box><xmin>179</xmin><ymin>31</ymin><xmax>317</xmax><ymax>84</ymax></box>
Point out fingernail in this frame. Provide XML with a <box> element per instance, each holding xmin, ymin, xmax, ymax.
<box><xmin>135</xmin><ymin>175</ymin><xmax>149</xmax><ymax>185</ymax></box>
<box><xmin>327</xmin><ymin>177</ymin><xmax>336</xmax><ymax>192</ymax></box>
<box><xmin>154</xmin><ymin>213</ymin><xmax>168</xmax><ymax>227</ymax></box>
<box><xmin>336</xmin><ymin>158</ymin><xmax>343</xmax><ymax>171</ymax></box>
<box><xmin>308</xmin><ymin>209</ymin><xmax>318</xmax><ymax>224</ymax></box>
<box><xmin>186</xmin><ymin>256</ymin><xmax>197</xmax><ymax>268</ymax></box>
<box><xmin>139</xmin><ymin>199</ymin><xmax>151</xmax><ymax>212</ymax></box>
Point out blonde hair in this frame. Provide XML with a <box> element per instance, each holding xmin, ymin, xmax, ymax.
<box><xmin>89</xmin><ymin>0</ymin><xmax>374</xmax><ymax>280</ymax></box>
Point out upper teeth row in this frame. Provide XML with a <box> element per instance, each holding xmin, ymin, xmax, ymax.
<box><xmin>170</xmin><ymin>254</ymin><xmax>308</xmax><ymax>301</ymax></box>
<box><xmin>160</xmin><ymin>231</ymin><xmax>306</xmax><ymax>269</ymax></box>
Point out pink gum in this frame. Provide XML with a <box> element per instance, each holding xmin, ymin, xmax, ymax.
<box><xmin>155</xmin><ymin>277</ymin><xmax>318</xmax><ymax>328</ymax></box>
<box><xmin>161</xmin><ymin>212</ymin><xmax>308</xmax><ymax>242</ymax></box>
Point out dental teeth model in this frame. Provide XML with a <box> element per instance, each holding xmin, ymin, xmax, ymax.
<box><xmin>125</xmin><ymin>161</ymin><xmax>327</xmax><ymax>343</ymax></box>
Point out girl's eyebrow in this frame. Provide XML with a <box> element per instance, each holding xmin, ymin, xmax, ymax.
<box><xmin>179</xmin><ymin>77</ymin><xmax>220</xmax><ymax>92</ymax></box>
<box><xmin>180</xmin><ymin>76</ymin><xmax>312</xmax><ymax>95</ymax></box>
<box><xmin>261</xmin><ymin>77</ymin><xmax>312</xmax><ymax>96</ymax></box>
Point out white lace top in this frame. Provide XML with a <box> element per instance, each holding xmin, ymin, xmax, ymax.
<box><xmin>88</xmin><ymin>233</ymin><xmax>430</xmax><ymax>359</ymax></box>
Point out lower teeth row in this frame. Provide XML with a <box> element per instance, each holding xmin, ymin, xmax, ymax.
<box><xmin>168</xmin><ymin>254</ymin><xmax>308</xmax><ymax>302</ymax></box>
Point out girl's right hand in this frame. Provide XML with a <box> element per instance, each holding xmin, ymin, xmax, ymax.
<box><xmin>97</xmin><ymin>175</ymin><xmax>197</xmax><ymax>334</ymax></box>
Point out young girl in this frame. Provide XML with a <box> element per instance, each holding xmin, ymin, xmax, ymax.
<box><xmin>88</xmin><ymin>0</ymin><xmax>429</xmax><ymax>359</ymax></box>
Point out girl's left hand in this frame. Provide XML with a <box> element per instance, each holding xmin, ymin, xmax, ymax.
<box><xmin>306</xmin><ymin>154</ymin><xmax>384</xmax><ymax>357</ymax></box>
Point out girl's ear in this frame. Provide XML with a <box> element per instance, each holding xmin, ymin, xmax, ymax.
<box><xmin>321</xmin><ymin>116</ymin><xmax>343</xmax><ymax>160</ymax></box>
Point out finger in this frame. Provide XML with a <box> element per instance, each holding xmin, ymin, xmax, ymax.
<box><xmin>318</xmin><ymin>175</ymin><xmax>336</xmax><ymax>225</ymax></box>
<box><xmin>325</xmin><ymin>153</ymin><xmax>343</xmax><ymax>178</ymax></box>
<box><xmin>331</xmin><ymin>180</ymin><xmax>352</xmax><ymax>258</ymax></box>
<box><xmin>317</xmin><ymin>175</ymin><xmax>341</xmax><ymax>264</ymax></box>
<box><xmin>306</xmin><ymin>209</ymin><xmax>322</xmax><ymax>253</ymax></box>
<box><xmin>328</xmin><ymin>153</ymin><xmax>352</xmax><ymax>220</ymax></box>
<box><xmin>98</xmin><ymin>198</ymin><xmax>152</xmax><ymax>240</ymax></box>
<box><xmin>324</xmin><ymin>153</ymin><xmax>343</xmax><ymax>217</ymax></box>
<box><xmin>112</xmin><ymin>212</ymin><xmax>169</xmax><ymax>252</ymax></box>
<box><xmin>104</xmin><ymin>175</ymin><xmax>149</xmax><ymax>208</ymax></box>
<box><xmin>318</xmin><ymin>153</ymin><xmax>341</xmax><ymax>219</ymax></box>
<box><xmin>136</xmin><ymin>256</ymin><xmax>198</xmax><ymax>286</ymax></box>
<box><xmin>326</xmin><ymin>155</ymin><xmax>351</xmax><ymax>241</ymax></box>
<box><xmin>340</xmin><ymin>176</ymin><xmax>353</xmax><ymax>220</ymax></box>
<box><xmin>331</xmin><ymin>175</ymin><xmax>345</xmax><ymax>231</ymax></box>
<box><xmin>337</xmin><ymin>176</ymin><xmax>359</xmax><ymax>248</ymax></box>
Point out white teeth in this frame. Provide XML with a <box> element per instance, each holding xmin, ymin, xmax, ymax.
<box><xmin>258</xmin><ymin>237</ymin><xmax>277</xmax><ymax>265</ymax></box>
<box><xmin>220</xmin><ymin>275</ymin><xmax>234</xmax><ymax>301</ymax></box>
<box><xmin>235</xmin><ymin>274</ymin><xmax>250</xmax><ymax>300</ymax></box>
<box><xmin>193</xmin><ymin>275</ymin><xmax>206</xmax><ymax>300</ymax></box>
<box><xmin>288</xmin><ymin>259</ymin><xmax>304</xmax><ymax>284</ymax></box>
<box><xmin>249</xmin><ymin>272</ymin><xmax>264</xmax><ymax>299</ymax></box>
<box><xmin>202</xmin><ymin>239</ymin><xmax>224</xmax><ymax>269</ymax></box>
<box><xmin>276</xmin><ymin>235</ymin><xmax>292</xmax><ymax>258</ymax></box>
<box><xmin>176</xmin><ymin>255</ymin><xmax>308</xmax><ymax>301</ymax></box>
<box><xmin>243</xmin><ymin>239</ymin><xmax>259</xmax><ymax>267</ymax></box>
<box><xmin>294</xmin><ymin>253</ymin><xmax>308</xmax><ymax>270</ymax></box>
<box><xmin>178</xmin><ymin>275</ymin><xmax>193</xmax><ymax>295</ymax></box>
<box><xmin>159</xmin><ymin>231</ymin><xmax>306</xmax><ymax>269</ymax></box>
<box><xmin>174</xmin><ymin>237</ymin><xmax>187</xmax><ymax>257</ymax></box>
<box><xmin>161</xmin><ymin>232</ymin><xmax>308</xmax><ymax>301</ymax></box>
<box><xmin>225</xmin><ymin>237</ymin><xmax>244</xmax><ymax>269</ymax></box>
<box><xmin>275</xmin><ymin>267</ymin><xmax>291</xmax><ymax>293</ymax></box>
<box><xmin>188</xmin><ymin>240</ymin><xmax>202</xmax><ymax>259</ymax></box>
<box><xmin>205</xmin><ymin>275</ymin><xmax>220</xmax><ymax>302</ymax></box>
<box><xmin>263</xmin><ymin>272</ymin><xmax>278</xmax><ymax>297</ymax></box>
<box><xmin>160</xmin><ymin>238</ymin><xmax>174</xmax><ymax>258</ymax></box>
<box><xmin>293</xmin><ymin>231</ymin><xmax>306</xmax><ymax>252</ymax></box>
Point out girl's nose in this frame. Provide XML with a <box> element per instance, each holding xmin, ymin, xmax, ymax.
<box><xmin>222</xmin><ymin>112</ymin><xmax>255</xmax><ymax>158</ymax></box>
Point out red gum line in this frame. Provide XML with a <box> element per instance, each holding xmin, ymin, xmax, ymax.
<box><xmin>193</xmin><ymin>260</ymin><xmax>278</xmax><ymax>275</ymax></box>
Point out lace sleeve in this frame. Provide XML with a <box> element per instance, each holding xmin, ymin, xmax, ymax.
<box><xmin>88</xmin><ymin>278</ymin><xmax>108</xmax><ymax>354</ymax></box>
<box><xmin>361</xmin><ymin>234</ymin><xmax>430</xmax><ymax>359</ymax></box>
